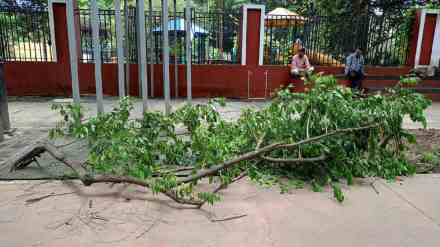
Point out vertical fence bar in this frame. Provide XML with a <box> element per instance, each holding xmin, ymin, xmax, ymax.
<box><xmin>66</xmin><ymin>0</ymin><xmax>81</xmax><ymax>104</ymax></box>
<box><xmin>173</xmin><ymin>0</ymin><xmax>179</xmax><ymax>98</ymax></box>
<box><xmin>162</xmin><ymin>0</ymin><xmax>171</xmax><ymax>114</ymax></box>
<box><xmin>148</xmin><ymin>0</ymin><xmax>155</xmax><ymax>98</ymax></box>
<box><xmin>91</xmin><ymin>0</ymin><xmax>104</xmax><ymax>113</ymax></box>
<box><xmin>0</xmin><ymin>63</ymin><xmax>3</xmax><ymax>142</ymax></box>
<box><xmin>123</xmin><ymin>0</ymin><xmax>130</xmax><ymax>95</ymax></box>
<box><xmin>0</xmin><ymin>62</ymin><xmax>10</xmax><ymax>134</ymax></box>
<box><xmin>137</xmin><ymin>0</ymin><xmax>148</xmax><ymax>112</ymax></box>
<box><xmin>115</xmin><ymin>0</ymin><xmax>125</xmax><ymax>97</ymax></box>
<box><xmin>185</xmin><ymin>1</ymin><xmax>192</xmax><ymax>103</ymax></box>
<box><xmin>0</xmin><ymin>15</ymin><xmax>5</xmax><ymax>61</ymax></box>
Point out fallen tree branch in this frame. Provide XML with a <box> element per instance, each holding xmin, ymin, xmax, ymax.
<box><xmin>4</xmin><ymin>123</ymin><xmax>381</xmax><ymax>208</ymax></box>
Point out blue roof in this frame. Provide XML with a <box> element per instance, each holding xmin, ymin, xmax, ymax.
<box><xmin>152</xmin><ymin>18</ymin><xmax>209</xmax><ymax>36</ymax></box>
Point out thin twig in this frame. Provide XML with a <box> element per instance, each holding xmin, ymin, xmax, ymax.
<box><xmin>210</xmin><ymin>214</ymin><xmax>247</xmax><ymax>222</ymax></box>
<box><xmin>136</xmin><ymin>218</ymin><xmax>160</xmax><ymax>239</ymax></box>
<box><xmin>261</xmin><ymin>154</ymin><xmax>327</xmax><ymax>164</ymax></box>
<box><xmin>25</xmin><ymin>192</ymin><xmax>75</xmax><ymax>205</ymax></box>
<box><xmin>55</xmin><ymin>139</ymin><xmax>81</xmax><ymax>149</ymax></box>
<box><xmin>370</xmin><ymin>179</ymin><xmax>380</xmax><ymax>195</ymax></box>
<box><xmin>306</xmin><ymin>110</ymin><xmax>311</xmax><ymax>139</ymax></box>
<box><xmin>280</xmin><ymin>124</ymin><xmax>380</xmax><ymax>149</ymax></box>
<box><xmin>212</xmin><ymin>172</ymin><xmax>248</xmax><ymax>194</ymax></box>
<box><xmin>256</xmin><ymin>133</ymin><xmax>266</xmax><ymax>150</ymax></box>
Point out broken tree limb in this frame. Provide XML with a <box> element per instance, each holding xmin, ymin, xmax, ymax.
<box><xmin>4</xmin><ymin>123</ymin><xmax>381</xmax><ymax>207</ymax></box>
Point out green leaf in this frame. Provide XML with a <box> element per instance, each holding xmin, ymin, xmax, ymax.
<box><xmin>332</xmin><ymin>183</ymin><xmax>345</xmax><ymax>203</ymax></box>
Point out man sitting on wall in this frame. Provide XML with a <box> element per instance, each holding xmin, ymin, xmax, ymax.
<box><xmin>345</xmin><ymin>48</ymin><xmax>365</xmax><ymax>91</ymax></box>
<box><xmin>290</xmin><ymin>48</ymin><xmax>314</xmax><ymax>79</ymax></box>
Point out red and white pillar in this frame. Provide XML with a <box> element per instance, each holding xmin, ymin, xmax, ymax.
<box><xmin>415</xmin><ymin>9</ymin><xmax>440</xmax><ymax>68</ymax></box>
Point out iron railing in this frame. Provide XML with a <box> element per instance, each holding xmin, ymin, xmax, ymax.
<box><xmin>76</xmin><ymin>8</ymin><xmax>240</xmax><ymax>64</ymax></box>
<box><xmin>0</xmin><ymin>7</ymin><xmax>54</xmax><ymax>62</ymax></box>
<box><xmin>265</xmin><ymin>13</ymin><xmax>411</xmax><ymax>66</ymax></box>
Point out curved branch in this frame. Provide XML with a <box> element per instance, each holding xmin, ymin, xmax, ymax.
<box><xmin>279</xmin><ymin>124</ymin><xmax>380</xmax><ymax>149</ymax></box>
<box><xmin>177</xmin><ymin>124</ymin><xmax>380</xmax><ymax>185</ymax></box>
<box><xmin>9</xmin><ymin>142</ymin><xmax>204</xmax><ymax>207</ymax></box>
<box><xmin>81</xmin><ymin>175</ymin><xmax>204</xmax><ymax>207</ymax></box>
<box><xmin>261</xmin><ymin>154</ymin><xmax>327</xmax><ymax>164</ymax></box>
<box><xmin>380</xmin><ymin>134</ymin><xmax>393</xmax><ymax>148</ymax></box>
<box><xmin>176</xmin><ymin>142</ymin><xmax>283</xmax><ymax>185</ymax></box>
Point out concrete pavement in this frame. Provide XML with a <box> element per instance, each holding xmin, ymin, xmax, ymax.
<box><xmin>5</xmin><ymin>97</ymin><xmax>440</xmax><ymax>130</ymax></box>
<box><xmin>0</xmin><ymin>175</ymin><xmax>440</xmax><ymax>247</ymax></box>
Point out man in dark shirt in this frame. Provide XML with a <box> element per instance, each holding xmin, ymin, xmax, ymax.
<box><xmin>345</xmin><ymin>48</ymin><xmax>365</xmax><ymax>90</ymax></box>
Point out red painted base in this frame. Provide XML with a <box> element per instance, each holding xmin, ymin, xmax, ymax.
<box><xmin>4</xmin><ymin>62</ymin><xmax>440</xmax><ymax>100</ymax></box>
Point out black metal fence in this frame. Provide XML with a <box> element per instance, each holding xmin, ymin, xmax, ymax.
<box><xmin>265</xmin><ymin>13</ymin><xmax>411</xmax><ymax>66</ymax></box>
<box><xmin>0</xmin><ymin>7</ymin><xmax>54</xmax><ymax>62</ymax></box>
<box><xmin>76</xmin><ymin>8</ymin><xmax>240</xmax><ymax>64</ymax></box>
<box><xmin>0</xmin><ymin>6</ymin><xmax>412</xmax><ymax>67</ymax></box>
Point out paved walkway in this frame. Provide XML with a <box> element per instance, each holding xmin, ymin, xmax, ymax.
<box><xmin>5</xmin><ymin>96</ymin><xmax>440</xmax><ymax>130</ymax></box>
<box><xmin>1</xmin><ymin>175</ymin><xmax>440</xmax><ymax>247</ymax></box>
